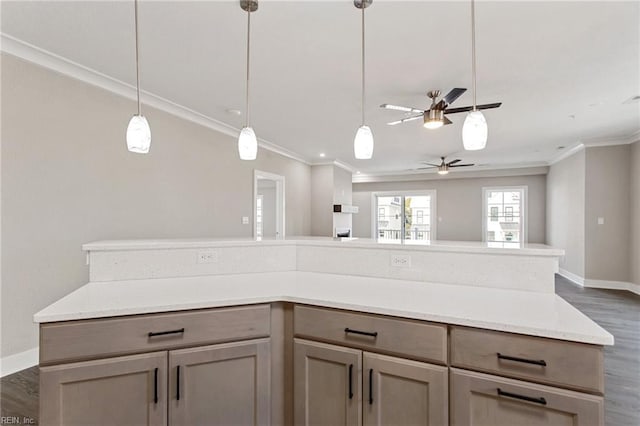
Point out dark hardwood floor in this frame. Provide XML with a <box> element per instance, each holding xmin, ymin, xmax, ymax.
<box><xmin>1</xmin><ymin>275</ymin><xmax>638</xmax><ymax>426</ymax></box>
<box><xmin>555</xmin><ymin>275</ymin><xmax>640</xmax><ymax>426</ymax></box>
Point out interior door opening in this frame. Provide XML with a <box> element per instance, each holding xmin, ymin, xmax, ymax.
<box><xmin>254</xmin><ymin>170</ymin><xmax>285</xmax><ymax>240</ymax></box>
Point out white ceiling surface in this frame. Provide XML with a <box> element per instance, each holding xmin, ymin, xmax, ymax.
<box><xmin>2</xmin><ymin>1</ymin><xmax>639</xmax><ymax>173</ymax></box>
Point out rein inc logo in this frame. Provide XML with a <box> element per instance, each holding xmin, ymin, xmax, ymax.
<box><xmin>0</xmin><ymin>417</ymin><xmax>35</xmax><ymax>425</ymax></box>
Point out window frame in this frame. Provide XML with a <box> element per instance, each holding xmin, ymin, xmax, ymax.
<box><xmin>482</xmin><ymin>186</ymin><xmax>528</xmax><ymax>243</ymax></box>
<box><xmin>370</xmin><ymin>190</ymin><xmax>437</xmax><ymax>241</ymax></box>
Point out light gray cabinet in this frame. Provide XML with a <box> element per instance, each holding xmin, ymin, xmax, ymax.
<box><xmin>294</xmin><ymin>338</ymin><xmax>448</xmax><ymax>426</ymax></box>
<box><xmin>450</xmin><ymin>368</ymin><xmax>604</xmax><ymax>426</ymax></box>
<box><xmin>40</xmin><ymin>351</ymin><xmax>167</xmax><ymax>426</ymax></box>
<box><xmin>169</xmin><ymin>339</ymin><xmax>271</xmax><ymax>426</ymax></box>
<box><xmin>363</xmin><ymin>352</ymin><xmax>448</xmax><ymax>426</ymax></box>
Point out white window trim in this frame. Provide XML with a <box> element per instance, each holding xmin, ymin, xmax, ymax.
<box><xmin>482</xmin><ymin>186</ymin><xmax>528</xmax><ymax>243</ymax></box>
<box><xmin>370</xmin><ymin>190</ymin><xmax>437</xmax><ymax>240</ymax></box>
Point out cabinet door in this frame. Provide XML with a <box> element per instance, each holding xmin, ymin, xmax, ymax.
<box><xmin>363</xmin><ymin>352</ymin><xmax>448</xmax><ymax>426</ymax></box>
<box><xmin>294</xmin><ymin>338</ymin><xmax>362</xmax><ymax>426</ymax></box>
<box><xmin>169</xmin><ymin>338</ymin><xmax>271</xmax><ymax>426</ymax></box>
<box><xmin>40</xmin><ymin>351</ymin><xmax>167</xmax><ymax>426</ymax></box>
<box><xmin>450</xmin><ymin>368</ymin><xmax>604</xmax><ymax>426</ymax></box>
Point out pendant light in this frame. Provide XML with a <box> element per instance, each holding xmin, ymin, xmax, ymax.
<box><xmin>462</xmin><ymin>0</ymin><xmax>488</xmax><ymax>151</ymax></box>
<box><xmin>238</xmin><ymin>0</ymin><xmax>258</xmax><ymax>160</ymax></box>
<box><xmin>353</xmin><ymin>0</ymin><xmax>373</xmax><ymax>160</ymax></box>
<box><xmin>126</xmin><ymin>0</ymin><xmax>151</xmax><ymax>154</ymax></box>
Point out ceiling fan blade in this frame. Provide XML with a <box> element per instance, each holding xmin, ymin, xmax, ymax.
<box><xmin>415</xmin><ymin>166</ymin><xmax>437</xmax><ymax>170</ymax></box>
<box><xmin>443</xmin><ymin>88</ymin><xmax>467</xmax><ymax>106</ymax></box>
<box><xmin>434</xmin><ymin>99</ymin><xmax>446</xmax><ymax>110</ymax></box>
<box><xmin>449</xmin><ymin>163</ymin><xmax>475</xmax><ymax>167</ymax></box>
<box><xmin>380</xmin><ymin>104</ymin><xmax>425</xmax><ymax>113</ymax></box>
<box><xmin>444</xmin><ymin>102</ymin><xmax>502</xmax><ymax>115</ymax></box>
<box><xmin>387</xmin><ymin>114</ymin><xmax>423</xmax><ymax>126</ymax></box>
<box><xmin>447</xmin><ymin>159</ymin><xmax>462</xmax><ymax>165</ymax></box>
<box><xmin>420</xmin><ymin>163</ymin><xmax>441</xmax><ymax>167</ymax></box>
<box><xmin>443</xmin><ymin>117</ymin><xmax>453</xmax><ymax>125</ymax></box>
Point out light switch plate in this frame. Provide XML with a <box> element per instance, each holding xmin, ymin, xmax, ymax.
<box><xmin>597</xmin><ymin>217</ymin><xmax>605</xmax><ymax>225</ymax></box>
<box><xmin>242</xmin><ymin>216</ymin><xmax>249</xmax><ymax>225</ymax></box>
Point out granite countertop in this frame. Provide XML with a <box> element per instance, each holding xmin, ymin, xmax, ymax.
<box><xmin>34</xmin><ymin>271</ymin><xmax>612</xmax><ymax>346</ymax></box>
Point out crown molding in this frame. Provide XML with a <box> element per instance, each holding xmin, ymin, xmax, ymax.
<box><xmin>0</xmin><ymin>33</ymin><xmax>311</xmax><ymax>166</ymax></box>
<box><xmin>309</xmin><ymin>160</ymin><xmax>358</xmax><ymax>174</ymax></box>
<box><xmin>580</xmin><ymin>132</ymin><xmax>640</xmax><ymax>147</ymax></box>
<box><xmin>547</xmin><ymin>143</ymin><xmax>585</xmax><ymax>165</ymax></box>
<box><xmin>352</xmin><ymin>164</ymin><xmax>549</xmax><ymax>184</ymax></box>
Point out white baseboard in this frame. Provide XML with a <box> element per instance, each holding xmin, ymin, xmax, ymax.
<box><xmin>584</xmin><ymin>279</ymin><xmax>640</xmax><ymax>296</ymax></box>
<box><xmin>558</xmin><ymin>269</ymin><xmax>585</xmax><ymax>286</ymax></box>
<box><xmin>1</xmin><ymin>347</ymin><xmax>39</xmax><ymax>377</ymax></box>
<box><xmin>558</xmin><ymin>269</ymin><xmax>640</xmax><ymax>295</ymax></box>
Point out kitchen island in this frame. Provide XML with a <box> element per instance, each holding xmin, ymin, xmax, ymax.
<box><xmin>35</xmin><ymin>238</ymin><xmax>612</xmax><ymax>425</ymax></box>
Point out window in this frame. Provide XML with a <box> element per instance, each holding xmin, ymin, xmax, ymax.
<box><xmin>483</xmin><ymin>187</ymin><xmax>527</xmax><ymax>243</ymax></box>
<box><xmin>372</xmin><ymin>191</ymin><xmax>436</xmax><ymax>242</ymax></box>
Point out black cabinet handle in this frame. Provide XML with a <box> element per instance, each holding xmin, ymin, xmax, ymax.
<box><xmin>497</xmin><ymin>388</ymin><xmax>547</xmax><ymax>405</ymax></box>
<box><xmin>345</xmin><ymin>328</ymin><xmax>378</xmax><ymax>338</ymax></box>
<box><xmin>348</xmin><ymin>364</ymin><xmax>354</xmax><ymax>400</ymax></box>
<box><xmin>176</xmin><ymin>365</ymin><xmax>181</xmax><ymax>401</ymax></box>
<box><xmin>497</xmin><ymin>353</ymin><xmax>547</xmax><ymax>367</ymax></box>
<box><xmin>153</xmin><ymin>367</ymin><xmax>158</xmax><ymax>404</ymax></box>
<box><xmin>368</xmin><ymin>368</ymin><xmax>373</xmax><ymax>405</ymax></box>
<box><xmin>148</xmin><ymin>328</ymin><xmax>185</xmax><ymax>338</ymax></box>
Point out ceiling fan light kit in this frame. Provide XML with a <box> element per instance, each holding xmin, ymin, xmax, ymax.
<box><xmin>238</xmin><ymin>0</ymin><xmax>259</xmax><ymax>160</ymax></box>
<box><xmin>126</xmin><ymin>0</ymin><xmax>151</xmax><ymax>154</ymax></box>
<box><xmin>353</xmin><ymin>0</ymin><xmax>374</xmax><ymax>160</ymax></box>
<box><xmin>423</xmin><ymin>108</ymin><xmax>444</xmax><ymax>129</ymax></box>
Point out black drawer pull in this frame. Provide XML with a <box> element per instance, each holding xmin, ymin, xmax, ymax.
<box><xmin>148</xmin><ymin>328</ymin><xmax>185</xmax><ymax>338</ymax></box>
<box><xmin>368</xmin><ymin>368</ymin><xmax>374</xmax><ymax>405</ymax></box>
<box><xmin>345</xmin><ymin>327</ymin><xmax>378</xmax><ymax>338</ymax></box>
<box><xmin>348</xmin><ymin>364</ymin><xmax>354</xmax><ymax>399</ymax></box>
<box><xmin>497</xmin><ymin>388</ymin><xmax>547</xmax><ymax>405</ymax></box>
<box><xmin>176</xmin><ymin>365</ymin><xmax>181</xmax><ymax>401</ymax></box>
<box><xmin>497</xmin><ymin>353</ymin><xmax>547</xmax><ymax>367</ymax></box>
<box><xmin>153</xmin><ymin>367</ymin><xmax>158</xmax><ymax>404</ymax></box>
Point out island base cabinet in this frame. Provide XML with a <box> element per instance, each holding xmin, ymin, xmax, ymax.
<box><xmin>450</xmin><ymin>368</ymin><xmax>604</xmax><ymax>426</ymax></box>
<box><xmin>40</xmin><ymin>351</ymin><xmax>167</xmax><ymax>426</ymax></box>
<box><xmin>169</xmin><ymin>339</ymin><xmax>271</xmax><ymax>426</ymax></box>
<box><xmin>294</xmin><ymin>339</ymin><xmax>362</xmax><ymax>426</ymax></box>
<box><xmin>294</xmin><ymin>338</ymin><xmax>449</xmax><ymax>426</ymax></box>
<box><xmin>363</xmin><ymin>352</ymin><xmax>448</xmax><ymax>426</ymax></box>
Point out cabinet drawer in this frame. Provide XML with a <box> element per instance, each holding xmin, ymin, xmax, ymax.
<box><xmin>450</xmin><ymin>326</ymin><xmax>604</xmax><ymax>394</ymax></box>
<box><xmin>294</xmin><ymin>305</ymin><xmax>447</xmax><ymax>364</ymax></box>
<box><xmin>450</xmin><ymin>368</ymin><xmax>604</xmax><ymax>426</ymax></box>
<box><xmin>40</xmin><ymin>304</ymin><xmax>271</xmax><ymax>364</ymax></box>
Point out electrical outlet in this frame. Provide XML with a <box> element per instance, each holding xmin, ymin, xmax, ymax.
<box><xmin>197</xmin><ymin>250</ymin><xmax>218</xmax><ymax>264</ymax></box>
<box><xmin>391</xmin><ymin>254</ymin><xmax>411</xmax><ymax>268</ymax></box>
<box><xmin>597</xmin><ymin>217</ymin><xmax>605</xmax><ymax>225</ymax></box>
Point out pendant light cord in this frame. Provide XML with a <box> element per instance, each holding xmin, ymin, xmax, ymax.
<box><xmin>471</xmin><ymin>0</ymin><xmax>477</xmax><ymax>111</ymax></box>
<box><xmin>134</xmin><ymin>0</ymin><xmax>141</xmax><ymax>116</ymax></box>
<box><xmin>361</xmin><ymin>4</ymin><xmax>365</xmax><ymax>126</ymax></box>
<box><xmin>245</xmin><ymin>7</ymin><xmax>251</xmax><ymax>128</ymax></box>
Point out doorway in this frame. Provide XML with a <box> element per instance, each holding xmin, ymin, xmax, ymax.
<box><xmin>254</xmin><ymin>170</ymin><xmax>285</xmax><ymax>239</ymax></box>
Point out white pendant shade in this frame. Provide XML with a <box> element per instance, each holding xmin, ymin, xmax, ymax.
<box><xmin>354</xmin><ymin>125</ymin><xmax>374</xmax><ymax>160</ymax></box>
<box><xmin>238</xmin><ymin>126</ymin><xmax>258</xmax><ymax>160</ymax></box>
<box><xmin>462</xmin><ymin>110</ymin><xmax>488</xmax><ymax>151</ymax></box>
<box><xmin>126</xmin><ymin>115</ymin><xmax>151</xmax><ymax>154</ymax></box>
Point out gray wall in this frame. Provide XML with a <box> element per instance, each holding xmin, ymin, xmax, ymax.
<box><xmin>333</xmin><ymin>166</ymin><xmax>353</xmax><ymax>235</ymax></box>
<box><xmin>631</xmin><ymin>141</ymin><xmax>640</xmax><ymax>286</ymax></box>
<box><xmin>584</xmin><ymin>145</ymin><xmax>631</xmax><ymax>282</ymax></box>
<box><xmin>1</xmin><ymin>54</ymin><xmax>311</xmax><ymax>358</ymax></box>
<box><xmin>310</xmin><ymin>165</ymin><xmax>334</xmax><ymax>236</ymax></box>
<box><xmin>353</xmin><ymin>173</ymin><xmax>547</xmax><ymax>243</ymax></box>
<box><xmin>257</xmin><ymin>181</ymin><xmax>276</xmax><ymax>238</ymax></box>
<box><xmin>546</xmin><ymin>150</ymin><xmax>586</xmax><ymax>277</ymax></box>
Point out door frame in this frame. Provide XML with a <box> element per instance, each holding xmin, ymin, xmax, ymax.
<box><xmin>254</xmin><ymin>170</ymin><xmax>285</xmax><ymax>239</ymax></box>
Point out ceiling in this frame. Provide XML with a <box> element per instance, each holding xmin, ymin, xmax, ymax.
<box><xmin>2</xmin><ymin>1</ymin><xmax>639</xmax><ymax>174</ymax></box>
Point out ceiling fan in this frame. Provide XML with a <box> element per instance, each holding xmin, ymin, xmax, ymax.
<box><xmin>417</xmin><ymin>157</ymin><xmax>475</xmax><ymax>175</ymax></box>
<box><xmin>380</xmin><ymin>88</ymin><xmax>501</xmax><ymax>129</ymax></box>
